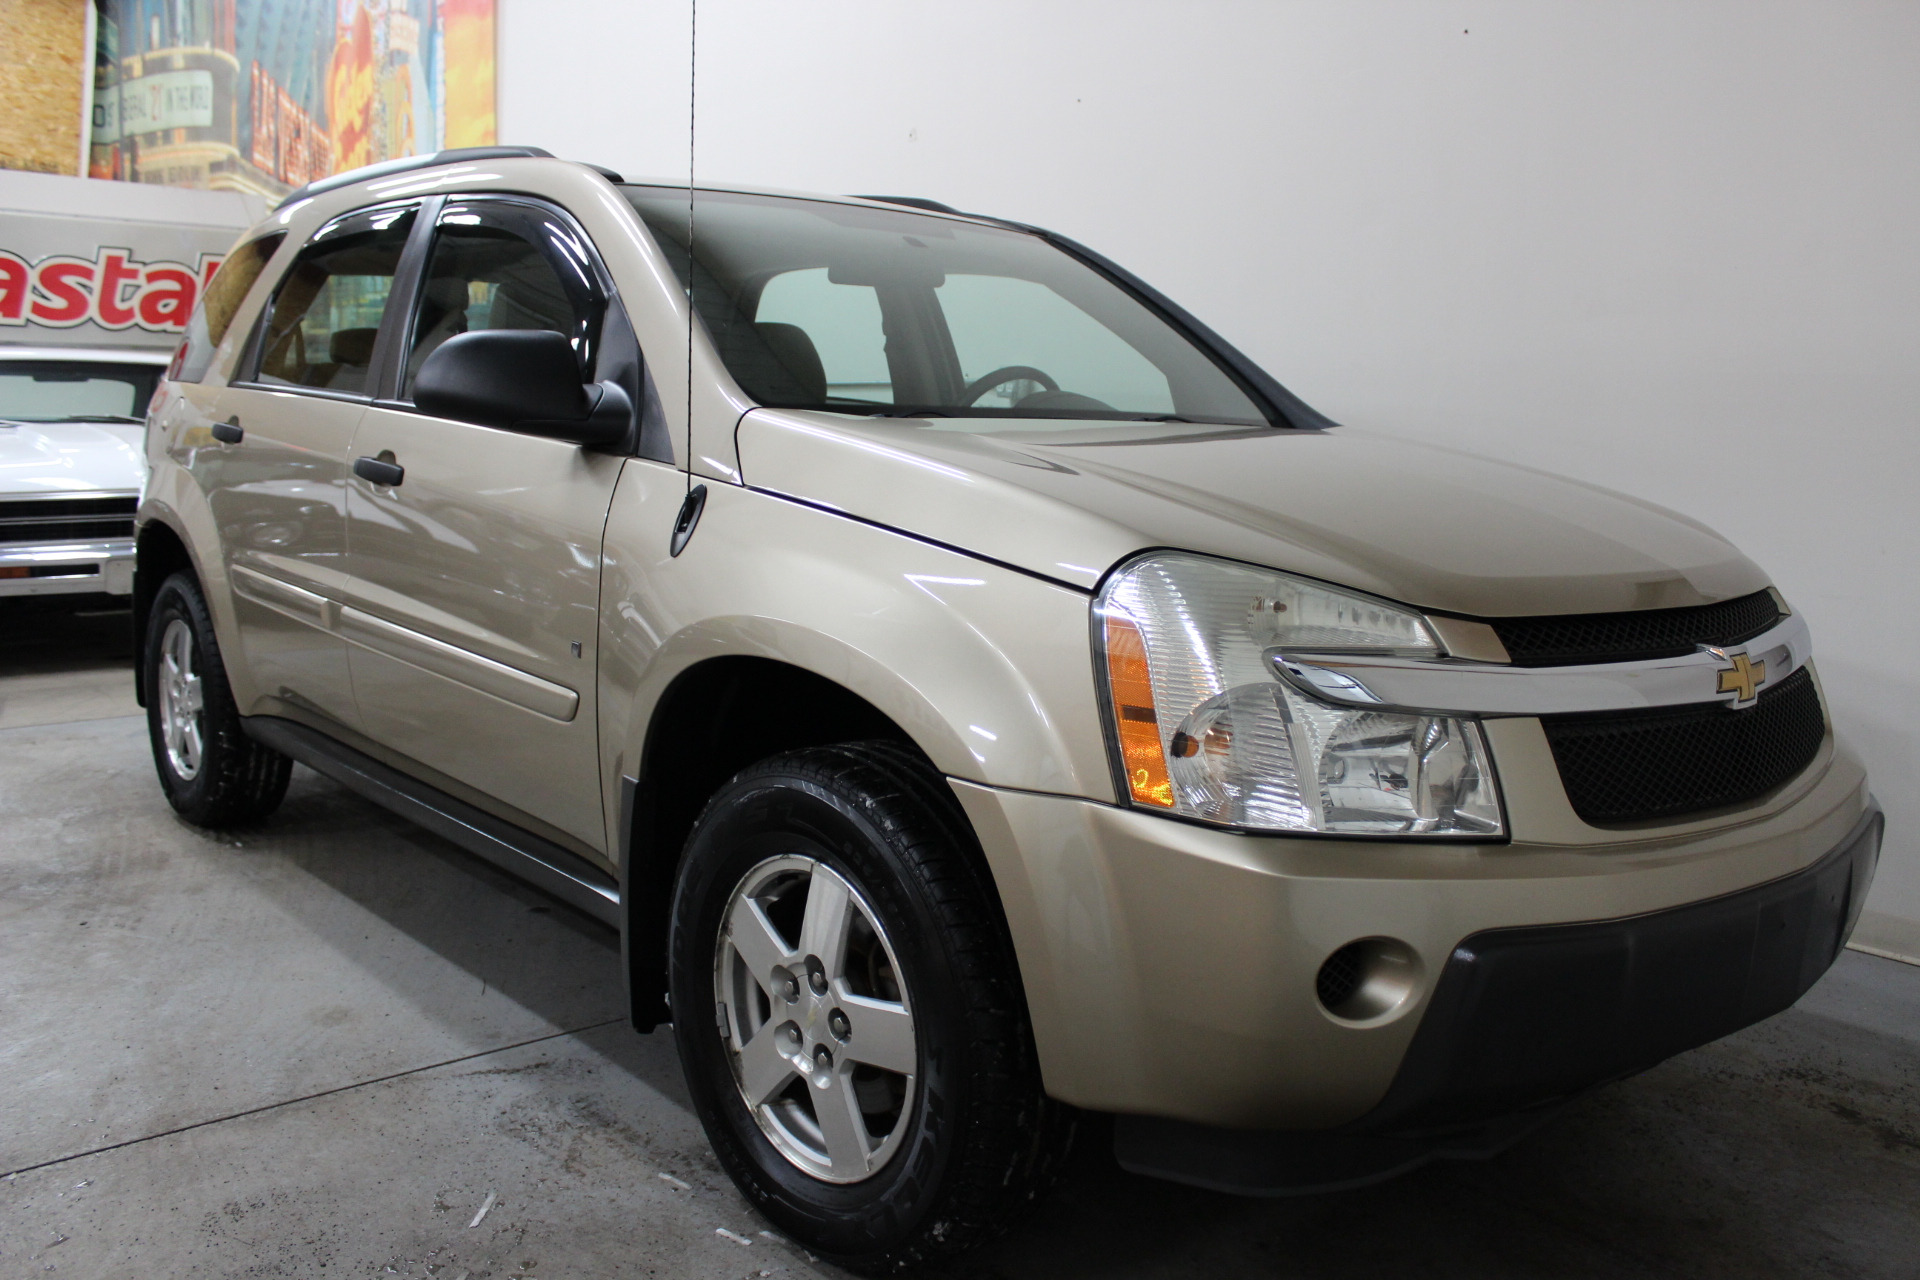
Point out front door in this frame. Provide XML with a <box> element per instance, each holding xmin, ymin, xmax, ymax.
<box><xmin>206</xmin><ymin>201</ymin><xmax>420</xmax><ymax>730</ymax></box>
<box><xmin>341</xmin><ymin>197</ymin><xmax>625</xmax><ymax>854</ymax></box>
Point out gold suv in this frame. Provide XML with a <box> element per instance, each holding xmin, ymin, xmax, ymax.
<box><xmin>136</xmin><ymin>148</ymin><xmax>1881</xmax><ymax>1272</ymax></box>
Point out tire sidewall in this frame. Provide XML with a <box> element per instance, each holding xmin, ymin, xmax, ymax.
<box><xmin>669</xmin><ymin>767</ymin><xmax>971</xmax><ymax>1260</ymax></box>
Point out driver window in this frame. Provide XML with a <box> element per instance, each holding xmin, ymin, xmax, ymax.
<box><xmin>403</xmin><ymin>201</ymin><xmax>601</xmax><ymax>399</ymax></box>
<box><xmin>753</xmin><ymin>268</ymin><xmax>892</xmax><ymax>405</ymax></box>
<box><xmin>254</xmin><ymin>204</ymin><xmax>416</xmax><ymax>394</ymax></box>
<box><xmin>936</xmin><ymin>275</ymin><xmax>1174</xmax><ymax>413</ymax></box>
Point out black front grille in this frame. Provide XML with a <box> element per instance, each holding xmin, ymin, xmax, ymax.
<box><xmin>1491</xmin><ymin>589</ymin><xmax>1783</xmax><ymax>666</ymax></box>
<box><xmin>0</xmin><ymin>495</ymin><xmax>136</xmax><ymax>545</ymax></box>
<box><xmin>1543</xmin><ymin>666</ymin><xmax>1826</xmax><ymax>824</ymax></box>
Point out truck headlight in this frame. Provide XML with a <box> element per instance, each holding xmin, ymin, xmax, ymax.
<box><xmin>1097</xmin><ymin>552</ymin><xmax>1503</xmax><ymax>837</ymax></box>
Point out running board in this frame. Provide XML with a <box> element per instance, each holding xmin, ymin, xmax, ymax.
<box><xmin>243</xmin><ymin>715</ymin><xmax>621</xmax><ymax>926</ymax></box>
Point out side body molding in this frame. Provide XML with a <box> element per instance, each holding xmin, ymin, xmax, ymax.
<box><xmin>336</xmin><ymin>606</ymin><xmax>580</xmax><ymax>721</ymax></box>
<box><xmin>228</xmin><ymin>564</ymin><xmax>580</xmax><ymax>720</ymax></box>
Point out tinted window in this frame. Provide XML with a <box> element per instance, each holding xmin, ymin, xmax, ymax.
<box><xmin>624</xmin><ymin>187</ymin><xmax>1266</xmax><ymax>426</ymax></box>
<box><xmin>939</xmin><ymin>274</ymin><xmax>1175</xmax><ymax>413</ymax></box>
<box><xmin>754</xmin><ymin>267</ymin><xmax>891</xmax><ymax>403</ymax></box>
<box><xmin>253</xmin><ymin>204</ymin><xmax>417</xmax><ymax>394</ymax></box>
<box><xmin>175</xmin><ymin>232</ymin><xmax>284</xmax><ymax>383</ymax></box>
<box><xmin>402</xmin><ymin>200</ymin><xmax>602</xmax><ymax>398</ymax></box>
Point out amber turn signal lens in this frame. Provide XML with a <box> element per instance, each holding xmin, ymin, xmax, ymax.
<box><xmin>1104</xmin><ymin>613</ymin><xmax>1173</xmax><ymax>807</ymax></box>
<box><xmin>0</xmin><ymin>567</ymin><xmax>29</xmax><ymax>579</ymax></box>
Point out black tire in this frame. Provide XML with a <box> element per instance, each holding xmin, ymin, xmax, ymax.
<box><xmin>669</xmin><ymin>741</ymin><xmax>1073</xmax><ymax>1273</ymax></box>
<box><xmin>144</xmin><ymin>571</ymin><xmax>291</xmax><ymax>828</ymax></box>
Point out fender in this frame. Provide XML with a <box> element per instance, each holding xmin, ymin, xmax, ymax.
<box><xmin>598</xmin><ymin>472</ymin><xmax>1114</xmax><ymax>833</ymax></box>
<box><xmin>597</xmin><ymin>471</ymin><xmax>1116</xmax><ymax>1029</ymax></box>
<box><xmin>131</xmin><ymin>499</ymin><xmax>229</xmax><ymax>704</ymax></box>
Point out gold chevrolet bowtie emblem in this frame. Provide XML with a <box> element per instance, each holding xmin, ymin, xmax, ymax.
<box><xmin>1716</xmin><ymin>651</ymin><xmax>1766</xmax><ymax>704</ymax></box>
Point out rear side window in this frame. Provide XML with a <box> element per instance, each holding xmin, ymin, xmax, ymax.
<box><xmin>250</xmin><ymin>203</ymin><xmax>418</xmax><ymax>395</ymax></box>
<box><xmin>174</xmin><ymin>232</ymin><xmax>283</xmax><ymax>383</ymax></box>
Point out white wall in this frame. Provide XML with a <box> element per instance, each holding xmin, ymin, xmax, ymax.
<box><xmin>500</xmin><ymin>0</ymin><xmax>1920</xmax><ymax>956</ymax></box>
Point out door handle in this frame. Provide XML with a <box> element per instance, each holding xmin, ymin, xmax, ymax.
<box><xmin>353</xmin><ymin>455</ymin><xmax>405</xmax><ymax>486</ymax></box>
<box><xmin>211</xmin><ymin>418</ymin><xmax>243</xmax><ymax>444</ymax></box>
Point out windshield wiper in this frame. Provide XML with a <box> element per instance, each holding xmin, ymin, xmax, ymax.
<box><xmin>32</xmin><ymin>414</ymin><xmax>145</xmax><ymax>424</ymax></box>
<box><xmin>1127</xmin><ymin>414</ymin><xmax>1196</xmax><ymax>423</ymax></box>
<box><xmin>868</xmin><ymin>407</ymin><xmax>953</xmax><ymax>418</ymax></box>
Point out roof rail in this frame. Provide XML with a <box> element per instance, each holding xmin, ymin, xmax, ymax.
<box><xmin>274</xmin><ymin>146</ymin><xmax>556</xmax><ymax>211</ymax></box>
<box><xmin>851</xmin><ymin>194</ymin><xmax>962</xmax><ymax>214</ymax></box>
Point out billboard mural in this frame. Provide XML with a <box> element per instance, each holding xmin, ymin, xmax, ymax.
<box><xmin>89</xmin><ymin>0</ymin><xmax>496</xmax><ymax>197</ymax></box>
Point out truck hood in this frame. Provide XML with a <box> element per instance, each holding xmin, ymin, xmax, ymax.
<box><xmin>734</xmin><ymin>411</ymin><xmax>1768</xmax><ymax>617</ymax></box>
<box><xmin>0</xmin><ymin>420</ymin><xmax>145</xmax><ymax>498</ymax></box>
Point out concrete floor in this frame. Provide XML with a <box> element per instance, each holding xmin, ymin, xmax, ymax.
<box><xmin>2</xmin><ymin>606</ymin><xmax>1918</xmax><ymax>1279</ymax></box>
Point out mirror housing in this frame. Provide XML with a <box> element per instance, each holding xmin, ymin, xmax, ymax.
<box><xmin>414</xmin><ymin>329</ymin><xmax>631</xmax><ymax>447</ymax></box>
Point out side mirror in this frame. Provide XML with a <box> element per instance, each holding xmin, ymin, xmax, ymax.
<box><xmin>413</xmin><ymin>329</ymin><xmax>631</xmax><ymax>447</ymax></box>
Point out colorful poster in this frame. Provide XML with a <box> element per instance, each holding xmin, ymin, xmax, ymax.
<box><xmin>89</xmin><ymin>0</ymin><xmax>496</xmax><ymax>197</ymax></box>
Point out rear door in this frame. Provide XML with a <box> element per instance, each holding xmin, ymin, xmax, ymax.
<box><xmin>206</xmin><ymin>201</ymin><xmax>421</xmax><ymax>729</ymax></box>
<box><xmin>340</xmin><ymin>196</ymin><xmax>627</xmax><ymax>854</ymax></box>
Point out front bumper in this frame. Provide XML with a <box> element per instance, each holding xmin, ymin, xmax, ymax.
<box><xmin>0</xmin><ymin>539</ymin><xmax>136</xmax><ymax>598</ymax></box>
<box><xmin>1113</xmin><ymin>803</ymin><xmax>1881</xmax><ymax>1194</ymax></box>
<box><xmin>950</xmin><ymin>729</ymin><xmax>1873</xmax><ymax>1132</ymax></box>
<box><xmin>1360</xmin><ymin>802</ymin><xmax>1880</xmax><ymax>1133</ymax></box>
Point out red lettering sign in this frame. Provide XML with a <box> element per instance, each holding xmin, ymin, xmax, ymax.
<box><xmin>137</xmin><ymin>267</ymin><xmax>198</xmax><ymax>329</ymax></box>
<box><xmin>30</xmin><ymin>258</ymin><xmax>95</xmax><ymax>325</ymax></box>
<box><xmin>0</xmin><ymin>246</ymin><xmax>207</xmax><ymax>333</ymax></box>
<box><xmin>97</xmin><ymin>250</ymin><xmax>143</xmax><ymax>327</ymax></box>
<box><xmin>0</xmin><ymin>251</ymin><xmax>27</xmax><ymax>323</ymax></box>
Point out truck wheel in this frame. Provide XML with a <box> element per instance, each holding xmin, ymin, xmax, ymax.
<box><xmin>669</xmin><ymin>742</ymin><xmax>1072</xmax><ymax>1273</ymax></box>
<box><xmin>144</xmin><ymin>571</ymin><xmax>291</xmax><ymax>828</ymax></box>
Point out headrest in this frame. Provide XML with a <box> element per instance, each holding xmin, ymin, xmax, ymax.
<box><xmin>751</xmin><ymin>322</ymin><xmax>827</xmax><ymax>405</ymax></box>
<box><xmin>329</xmin><ymin>327</ymin><xmax>379</xmax><ymax>367</ymax></box>
<box><xmin>421</xmin><ymin>277</ymin><xmax>471</xmax><ymax>313</ymax></box>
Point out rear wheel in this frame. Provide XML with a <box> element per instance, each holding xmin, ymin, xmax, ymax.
<box><xmin>669</xmin><ymin>742</ymin><xmax>1071</xmax><ymax>1273</ymax></box>
<box><xmin>144</xmin><ymin>571</ymin><xmax>291</xmax><ymax>827</ymax></box>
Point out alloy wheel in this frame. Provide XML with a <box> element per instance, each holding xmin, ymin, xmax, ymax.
<box><xmin>713</xmin><ymin>855</ymin><xmax>918</xmax><ymax>1183</ymax></box>
<box><xmin>157</xmin><ymin>617</ymin><xmax>205</xmax><ymax>781</ymax></box>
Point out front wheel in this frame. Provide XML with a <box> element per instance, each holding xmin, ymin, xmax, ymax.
<box><xmin>669</xmin><ymin>743</ymin><xmax>1071</xmax><ymax>1273</ymax></box>
<box><xmin>144</xmin><ymin>571</ymin><xmax>291</xmax><ymax>827</ymax></box>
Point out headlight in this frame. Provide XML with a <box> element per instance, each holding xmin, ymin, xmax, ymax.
<box><xmin>1096</xmin><ymin>552</ymin><xmax>1504</xmax><ymax>837</ymax></box>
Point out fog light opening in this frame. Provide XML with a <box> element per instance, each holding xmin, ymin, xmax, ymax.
<box><xmin>1316</xmin><ymin>938</ymin><xmax>1420</xmax><ymax>1022</ymax></box>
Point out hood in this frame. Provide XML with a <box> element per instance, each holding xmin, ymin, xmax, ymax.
<box><xmin>0</xmin><ymin>420</ymin><xmax>145</xmax><ymax>498</ymax></box>
<box><xmin>734</xmin><ymin>411</ymin><xmax>1768</xmax><ymax>617</ymax></box>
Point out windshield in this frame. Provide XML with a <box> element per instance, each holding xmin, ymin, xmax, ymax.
<box><xmin>0</xmin><ymin>362</ymin><xmax>158</xmax><ymax>423</ymax></box>
<box><xmin>622</xmin><ymin>188</ymin><xmax>1269</xmax><ymax>427</ymax></box>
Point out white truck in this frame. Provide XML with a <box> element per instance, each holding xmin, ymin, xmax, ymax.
<box><xmin>1</xmin><ymin>170</ymin><xmax>259</xmax><ymax>603</ymax></box>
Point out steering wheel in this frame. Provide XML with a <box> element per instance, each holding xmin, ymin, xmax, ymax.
<box><xmin>958</xmin><ymin>365</ymin><xmax>1059</xmax><ymax>406</ymax></box>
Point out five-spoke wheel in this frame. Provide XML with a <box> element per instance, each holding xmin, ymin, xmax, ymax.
<box><xmin>143</xmin><ymin>571</ymin><xmax>291</xmax><ymax>827</ymax></box>
<box><xmin>717</xmin><ymin>856</ymin><xmax>918</xmax><ymax>1182</ymax></box>
<box><xmin>156</xmin><ymin>617</ymin><xmax>206</xmax><ymax>781</ymax></box>
<box><xmin>669</xmin><ymin>743</ymin><xmax>1072</xmax><ymax>1272</ymax></box>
